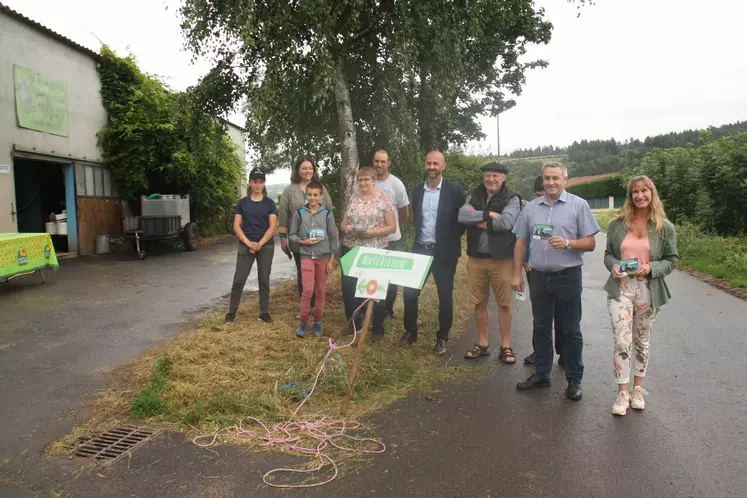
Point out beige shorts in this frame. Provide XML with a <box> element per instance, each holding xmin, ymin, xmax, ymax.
<box><xmin>467</xmin><ymin>256</ymin><xmax>514</xmax><ymax>308</ymax></box>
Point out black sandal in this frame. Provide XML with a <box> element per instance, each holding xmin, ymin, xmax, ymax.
<box><xmin>500</xmin><ymin>346</ymin><xmax>517</xmax><ymax>364</ymax></box>
<box><xmin>465</xmin><ymin>344</ymin><xmax>490</xmax><ymax>359</ymax></box>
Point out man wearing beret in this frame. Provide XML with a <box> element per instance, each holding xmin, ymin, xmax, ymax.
<box><xmin>458</xmin><ymin>162</ymin><xmax>521</xmax><ymax>363</ymax></box>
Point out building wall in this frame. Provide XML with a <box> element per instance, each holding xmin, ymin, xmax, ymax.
<box><xmin>225</xmin><ymin>122</ymin><xmax>248</xmax><ymax>198</ymax></box>
<box><xmin>0</xmin><ymin>11</ymin><xmax>107</xmax><ymax>233</ymax></box>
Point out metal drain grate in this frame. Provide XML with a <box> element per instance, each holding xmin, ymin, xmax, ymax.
<box><xmin>75</xmin><ymin>426</ymin><xmax>159</xmax><ymax>466</ymax></box>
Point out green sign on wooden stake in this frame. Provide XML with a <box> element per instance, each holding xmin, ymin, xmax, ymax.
<box><xmin>340</xmin><ymin>246</ymin><xmax>433</xmax><ymax>290</ymax></box>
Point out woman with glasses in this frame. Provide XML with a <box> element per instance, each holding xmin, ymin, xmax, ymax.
<box><xmin>339</xmin><ymin>167</ymin><xmax>396</xmax><ymax>340</ymax></box>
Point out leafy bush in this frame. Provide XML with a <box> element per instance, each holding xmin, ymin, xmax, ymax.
<box><xmin>97</xmin><ymin>47</ymin><xmax>243</xmax><ymax>235</ymax></box>
<box><xmin>630</xmin><ymin>147</ymin><xmax>703</xmax><ymax>224</ymax></box>
<box><xmin>444</xmin><ymin>151</ymin><xmax>486</xmax><ymax>194</ymax></box>
<box><xmin>628</xmin><ymin>132</ymin><xmax>747</xmax><ymax>235</ymax></box>
<box><xmin>699</xmin><ymin>133</ymin><xmax>747</xmax><ymax>235</ymax></box>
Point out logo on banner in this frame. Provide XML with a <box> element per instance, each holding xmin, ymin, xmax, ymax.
<box><xmin>17</xmin><ymin>247</ymin><xmax>28</xmax><ymax>266</ymax></box>
<box><xmin>44</xmin><ymin>242</ymin><xmax>52</xmax><ymax>259</ymax></box>
<box><xmin>355</xmin><ymin>277</ymin><xmax>389</xmax><ymax>300</ymax></box>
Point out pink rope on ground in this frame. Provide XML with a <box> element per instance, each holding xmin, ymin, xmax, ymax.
<box><xmin>192</xmin><ymin>299</ymin><xmax>386</xmax><ymax>488</ymax></box>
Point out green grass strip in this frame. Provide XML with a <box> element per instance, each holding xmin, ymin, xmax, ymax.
<box><xmin>130</xmin><ymin>356</ymin><xmax>173</xmax><ymax>418</ymax></box>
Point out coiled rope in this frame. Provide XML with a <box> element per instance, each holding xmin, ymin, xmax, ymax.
<box><xmin>193</xmin><ymin>299</ymin><xmax>386</xmax><ymax>488</ymax></box>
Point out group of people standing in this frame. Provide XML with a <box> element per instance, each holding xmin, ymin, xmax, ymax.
<box><xmin>225</xmin><ymin>151</ymin><xmax>678</xmax><ymax>415</ymax></box>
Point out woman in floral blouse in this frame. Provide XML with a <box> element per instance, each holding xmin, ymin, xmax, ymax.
<box><xmin>604</xmin><ymin>175</ymin><xmax>678</xmax><ymax>416</ymax></box>
<box><xmin>339</xmin><ymin>167</ymin><xmax>396</xmax><ymax>339</ymax></box>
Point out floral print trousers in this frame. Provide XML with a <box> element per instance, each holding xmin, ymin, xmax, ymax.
<box><xmin>607</xmin><ymin>277</ymin><xmax>659</xmax><ymax>384</ymax></box>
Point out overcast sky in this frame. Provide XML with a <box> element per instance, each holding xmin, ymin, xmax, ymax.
<box><xmin>7</xmin><ymin>0</ymin><xmax>747</xmax><ymax>182</ymax></box>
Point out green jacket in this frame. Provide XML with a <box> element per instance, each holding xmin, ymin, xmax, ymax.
<box><xmin>603</xmin><ymin>217</ymin><xmax>679</xmax><ymax>309</ymax></box>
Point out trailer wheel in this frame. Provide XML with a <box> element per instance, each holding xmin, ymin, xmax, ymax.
<box><xmin>183</xmin><ymin>222</ymin><xmax>199</xmax><ymax>251</ymax></box>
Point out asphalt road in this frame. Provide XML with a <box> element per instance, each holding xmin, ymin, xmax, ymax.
<box><xmin>1</xmin><ymin>234</ymin><xmax>745</xmax><ymax>497</ymax></box>
<box><xmin>0</xmin><ymin>239</ymin><xmax>295</xmax><ymax>495</ymax></box>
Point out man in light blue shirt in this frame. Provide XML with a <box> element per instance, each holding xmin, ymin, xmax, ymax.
<box><xmin>511</xmin><ymin>162</ymin><xmax>600</xmax><ymax>401</ymax></box>
<box><xmin>523</xmin><ymin>175</ymin><xmax>566</xmax><ymax>367</ymax></box>
<box><xmin>419</xmin><ymin>179</ymin><xmax>440</xmax><ymax>244</ymax></box>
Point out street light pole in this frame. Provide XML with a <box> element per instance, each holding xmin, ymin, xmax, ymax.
<box><xmin>496</xmin><ymin>112</ymin><xmax>501</xmax><ymax>157</ymax></box>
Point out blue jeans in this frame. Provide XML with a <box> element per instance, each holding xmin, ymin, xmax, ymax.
<box><xmin>529</xmin><ymin>265</ymin><xmax>584</xmax><ymax>382</ymax></box>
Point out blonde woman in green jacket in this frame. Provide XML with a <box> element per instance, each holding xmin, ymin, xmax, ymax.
<box><xmin>604</xmin><ymin>175</ymin><xmax>678</xmax><ymax>416</ymax></box>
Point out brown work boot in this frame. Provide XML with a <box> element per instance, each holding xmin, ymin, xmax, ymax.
<box><xmin>434</xmin><ymin>338</ymin><xmax>447</xmax><ymax>356</ymax></box>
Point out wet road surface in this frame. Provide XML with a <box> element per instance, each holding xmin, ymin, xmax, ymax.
<box><xmin>0</xmin><ymin>239</ymin><xmax>295</xmax><ymax>495</ymax></box>
<box><xmin>1</xmin><ymin>234</ymin><xmax>745</xmax><ymax>497</ymax></box>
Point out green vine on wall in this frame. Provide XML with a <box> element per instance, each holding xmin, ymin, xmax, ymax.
<box><xmin>96</xmin><ymin>46</ymin><xmax>243</xmax><ymax>235</ymax></box>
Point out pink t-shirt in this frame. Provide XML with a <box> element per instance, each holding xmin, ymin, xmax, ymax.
<box><xmin>621</xmin><ymin>233</ymin><xmax>650</xmax><ymax>265</ymax></box>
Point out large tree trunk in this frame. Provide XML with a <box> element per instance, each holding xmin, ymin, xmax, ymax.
<box><xmin>417</xmin><ymin>68</ymin><xmax>434</xmax><ymax>154</ymax></box>
<box><xmin>333</xmin><ymin>58</ymin><xmax>360</xmax><ymax>210</ymax></box>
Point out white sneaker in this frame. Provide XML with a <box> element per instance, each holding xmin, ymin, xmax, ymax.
<box><xmin>612</xmin><ymin>391</ymin><xmax>630</xmax><ymax>416</ymax></box>
<box><xmin>630</xmin><ymin>386</ymin><xmax>648</xmax><ymax>410</ymax></box>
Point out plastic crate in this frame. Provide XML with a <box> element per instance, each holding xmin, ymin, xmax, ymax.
<box><xmin>139</xmin><ymin>216</ymin><xmax>182</xmax><ymax>237</ymax></box>
<box><xmin>141</xmin><ymin>195</ymin><xmax>190</xmax><ymax>227</ymax></box>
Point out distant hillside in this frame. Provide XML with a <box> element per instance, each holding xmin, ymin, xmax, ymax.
<box><xmin>508</xmin><ymin>120</ymin><xmax>747</xmax><ymax>159</ymax></box>
<box><xmin>495</xmin><ymin>119</ymin><xmax>747</xmax><ymax>198</ymax></box>
<box><xmin>265</xmin><ymin>183</ymin><xmax>288</xmax><ymax>201</ymax></box>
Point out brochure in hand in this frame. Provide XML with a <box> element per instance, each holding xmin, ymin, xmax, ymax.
<box><xmin>308</xmin><ymin>227</ymin><xmax>326</xmax><ymax>241</ymax></box>
<box><xmin>532</xmin><ymin>224</ymin><xmax>554</xmax><ymax>240</ymax></box>
<box><xmin>616</xmin><ymin>258</ymin><xmax>639</xmax><ymax>275</ymax></box>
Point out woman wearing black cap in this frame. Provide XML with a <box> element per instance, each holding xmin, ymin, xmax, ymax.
<box><xmin>225</xmin><ymin>167</ymin><xmax>278</xmax><ymax>324</ymax></box>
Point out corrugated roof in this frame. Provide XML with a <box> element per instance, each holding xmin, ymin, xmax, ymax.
<box><xmin>0</xmin><ymin>2</ymin><xmax>101</xmax><ymax>60</ymax></box>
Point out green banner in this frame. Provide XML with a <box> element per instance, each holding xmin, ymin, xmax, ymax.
<box><xmin>0</xmin><ymin>233</ymin><xmax>59</xmax><ymax>280</ymax></box>
<box><xmin>14</xmin><ymin>65</ymin><xmax>69</xmax><ymax>137</ymax></box>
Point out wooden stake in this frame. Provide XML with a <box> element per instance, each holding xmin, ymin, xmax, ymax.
<box><xmin>342</xmin><ymin>300</ymin><xmax>375</xmax><ymax>413</ymax></box>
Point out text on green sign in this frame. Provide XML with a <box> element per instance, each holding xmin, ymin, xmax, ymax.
<box><xmin>358</xmin><ymin>254</ymin><xmax>413</xmax><ymax>270</ymax></box>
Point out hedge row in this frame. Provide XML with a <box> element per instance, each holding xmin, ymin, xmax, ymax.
<box><xmin>566</xmin><ymin>175</ymin><xmax>626</xmax><ymax>199</ymax></box>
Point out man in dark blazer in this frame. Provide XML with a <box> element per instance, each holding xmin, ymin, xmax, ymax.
<box><xmin>400</xmin><ymin>150</ymin><xmax>466</xmax><ymax>355</ymax></box>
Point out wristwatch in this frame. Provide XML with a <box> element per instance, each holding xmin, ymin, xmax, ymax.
<box><xmin>564</xmin><ymin>239</ymin><xmax>572</xmax><ymax>250</ymax></box>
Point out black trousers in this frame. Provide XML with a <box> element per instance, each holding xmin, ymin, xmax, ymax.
<box><xmin>384</xmin><ymin>239</ymin><xmax>406</xmax><ymax>315</ymax></box>
<box><xmin>403</xmin><ymin>243</ymin><xmax>457</xmax><ymax>341</ymax></box>
<box><xmin>340</xmin><ymin>246</ymin><xmax>387</xmax><ymax>335</ymax></box>
<box><xmin>229</xmin><ymin>243</ymin><xmax>274</xmax><ymax>314</ymax></box>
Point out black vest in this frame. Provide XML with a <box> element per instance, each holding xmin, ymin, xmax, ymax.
<box><xmin>466</xmin><ymin>184</ymin><xmax>519</xmax><ymax>260</ymax></box>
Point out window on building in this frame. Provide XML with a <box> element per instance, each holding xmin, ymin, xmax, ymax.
<box><xmin>74</xmin><ymin>163</ymin><xmax>118</xmax><ymax>198</ymax></box>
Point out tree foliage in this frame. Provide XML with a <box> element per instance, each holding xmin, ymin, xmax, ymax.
<box><xmin>629</xmin><ymin>131</ymin><xmax>747</xmax><ymax>235</ymax></box>
<box><xmin>178</xmin><ymin>0</ymin><xmax>552</xmax><ymax>206</ymax></box>
<box><xmin>630</xmin><ymin>147</ymin><xmax>703</xmax><ymax>224</ymax></box>
<box><xmin>698</xmin><ymin>132</ymin><xmax>747</xmax><ymax>235</ymax></box>
<box><xmin>96</xmin><ymin>47</ymin><xmax>243</xmax><ymax>235</ymax></box>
